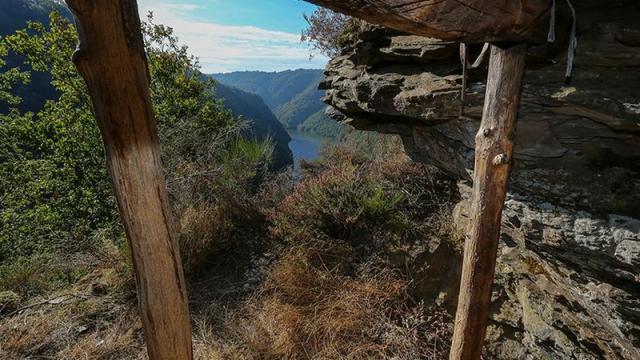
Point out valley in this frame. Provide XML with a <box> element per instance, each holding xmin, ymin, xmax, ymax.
<box><xmin>211</xmin><ymin>69</ymin><xmax>344</xmax><ymax>139</ymax></box>
<box><xmin>1</xmin><ymin>1</ymin><xmax>638</xmax><ymax>359</ymax></box>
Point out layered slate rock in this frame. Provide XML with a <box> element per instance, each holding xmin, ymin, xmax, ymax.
<box><xmin>454</xmin><ymin>183</ymin><xmax>640</xmax><ymax>359</ymax></box>
<box><xmin>319</xmin><ymin>1</ymin><xmax>640</xmax><ymax>358</ymax></box>
<box><xmin>320</xmin><ymin>2</ymin><xmax>640</xmax><ymax>216</ymax></box>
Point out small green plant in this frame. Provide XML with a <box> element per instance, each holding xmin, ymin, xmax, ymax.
<box><xmin>270</xmin><ymin>141</ymin><xmax>457</xmax><ymax>250</ymax></box>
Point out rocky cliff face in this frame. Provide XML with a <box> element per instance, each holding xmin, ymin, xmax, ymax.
<box><xmin>455</xmin><ymin>183</ymin><xmax>640</xmax><ymax>359</ymax></box>
<box><xmin>319</xmin><ymin>1</ymin><xmax>640</xmax><ymax>358</ymax></box>
<box><xmin>320</xmin><ymin>1</ymin><xmax>640</xmax><ymax>217</ymax></box>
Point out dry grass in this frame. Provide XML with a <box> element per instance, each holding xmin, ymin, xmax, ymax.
<box><xmin>0</xmin><ymin>266</ymin><xmax>145</xmax><ymax>360</ymax></box>
<box><xmin>195</xmin><ymin>241</ymin><xmax>453</xmax><ymax>360</ymax></box>
<box><xmin>178</xmin><ymin>197</ymin><xmax>268</xmax><ymax>277</ymax></box>
<box><xmin>0</xmin><ymin>144</ymin><xmax>458</xmax><ymax>360</ymax></box>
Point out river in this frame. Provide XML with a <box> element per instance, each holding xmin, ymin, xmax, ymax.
<box><xmin>287</xmin><ymin>131</ymin><xmax>327</xmax><ymax>174</ymax></box>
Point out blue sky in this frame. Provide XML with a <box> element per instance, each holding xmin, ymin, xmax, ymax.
<box><xmin>137</xmin><ymin>0</ymin><xmax>328</xmax><ymax>73</ymax></box>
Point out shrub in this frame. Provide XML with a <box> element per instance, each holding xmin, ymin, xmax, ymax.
<box><xmin>178</xmin><ymin>198</ymin><xmax>267</xmax><ymax>277</ymax></box>
<box><xmin>269</xmin><ymin>142</ymin><xmax>457</xmax><ymax>250</ymax></box>
<box><xmin>0</xmin><ymin>12</ymin><xmax>274</xmax><ymax>285</ymax></box>
<box><xmin>301</xmin><ymin>8</ymin><xmax>363</xmax><ymax>58</ymax></box>
<box><xmin>198</xmin><ymin>143</ymin><xmax>460</xmax><ymax>359</ymax></box>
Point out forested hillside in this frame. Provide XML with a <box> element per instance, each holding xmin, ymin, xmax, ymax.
<box><xmin>211</xmin><ymin>69</ymin><xmax>343</xmax><ymax>137</ymax></box>
<box><xmin>0</xmin><ymin>0</ymin><xmax>292</xmax><ymax>169</ymax></box>
<box><xmin>214</xmin><ymin>83</ymin><xmax>292</xmax><ymax>169</ymax></box>
<box><xmin>211</xmin><ymin>69</ymin><xmax>320</xmax><ymax>110</ymax></box>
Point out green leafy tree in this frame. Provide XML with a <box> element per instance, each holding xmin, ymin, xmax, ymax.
<box><xmin>301</xmin><ymin>8</ymin><xmax>360</xmax><ymax>59</ymax></box>
<box><xmin>142</xmin><ymin>14</ymin><xmax>274</xmax><ymax>210</ymax></box>
<box><xmin>0</xmin><ymin>12</ymin><xmax>273</xmax><ymax>267</ymax></box>
<box><xmin>0</xmin><ymin>13</ymin><xmax>112</xmax><ymax>261</ymax></box>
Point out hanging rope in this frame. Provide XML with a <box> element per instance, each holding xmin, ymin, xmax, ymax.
<box><xmin>548</xmin><ymin>0</ymin><xmax>556</xmax><ymax>42</ymax></box>
<box><xmin>548</xmin><ymin>0</ymin><xmax>578</xmax><ymax>84</ymax></box>
<box><xmin>564</xmin><ymin>0</ymin><xmax>577</xmax><ymax>84</ymax></box>
<box><xmin>459</xmin><ymin>43</ymin><xmax>490</xmax><ymax>117</ymax></box>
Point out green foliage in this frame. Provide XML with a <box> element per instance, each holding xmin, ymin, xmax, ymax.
<box><xmin>273</xmin><ymin>72</ymin><xmax>326</xmax><ymax>130</ymax></box>
<box><xmin>142</xmin><ymin>15</ymin><xmax>274</xmax><ymax>211</ymax></box>
<box><xmin>0</xmin><ymin>42</ymin><xmax>30</xmax><ymax>107</ymax></box>
<box><xmin>0</xmin><ymin>13</ymin><xmax>115</xmax><ymax>263</ymax></box>
<box><xmin>0</xmin><ymin>11</ymin><xmax>274</xmax><ymax>289</ymax></box>
<box><xmin>331</xmin><ymin>130</ymin><xmax>406</xmax><ymax>161</ymax></box>
<box><xmin>269</xmin><ymin>144</ymin><xmax>457</xmax><ymax>247</ymax></box>
<box><xmin>0</xmin><ymin>0</ymin><xmax>70</xmax><ymax>114</ymax></box>
<box><xmin>300</xmin><ymin>8</ymin><xmax>364</xmax><ymax>59</ymax></box>
<box><xmin>0</xmin><ymin>253</ymin><xmax>91</xmax><ymax>298</ymax></box>
<box><xmin>300</xmin><ymin>8</ymin><xmax>351</xmax><ymax>59</ymax></box>
<box><xmin>143</xmin><ymin>16</ymin><xmax>232</xmax><ymax>130</ymax></box>
<box><xmin>297</xmin><ymin>109</ymin><xmax>345</xmax><ymax>138</ymax></box>
<box><xmin>214</xmin><ymin>82</ymin><xmax>292</xmax><ymax>170</ymax></box>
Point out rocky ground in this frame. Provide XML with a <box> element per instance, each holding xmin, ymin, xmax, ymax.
<box><xmin>318</xmin><ymin>1</ymin><xmax>640</xmax><ymax>358</ymax></box>
<box><xmin>456</xmin><ymin>183</ymin><xmax>640</xmax><ymax>359</ymax></box>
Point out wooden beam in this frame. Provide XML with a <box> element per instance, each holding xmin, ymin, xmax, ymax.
<box><xmin>303</xmin><ymin>0</ymin><xmax>552</xmax><ymax>43</ymax></box>
<box><xmin>64</xmin><ymin>1</ymin><xmax>193</xmax><ymax>359</ymax></box>
<box><xmin>450</xmin><ymin>43</ymin><xmax>527</xmax><ymax>360</ymax></box>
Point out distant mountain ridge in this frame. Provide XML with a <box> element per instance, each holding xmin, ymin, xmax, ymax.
<box><xmin>0</xmin><ymin>0</ymin><xmax>293</xmax><ymax>169</ymax></box>
<box><xmin>210</xmin><ymin>69</ymin><xmax>343</xmax><ymax>137</ymax></box>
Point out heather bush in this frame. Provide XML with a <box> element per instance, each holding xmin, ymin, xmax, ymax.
<box><xmin>270</xmin><ymin>142</ymin><xmax>457</xmax><ymax>250</ymax></box>
<box><xmin>190</xmin><ymin>142</ymin><xmax>460</xmax><ymax>359</ymax></box>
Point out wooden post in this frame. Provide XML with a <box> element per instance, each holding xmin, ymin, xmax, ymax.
<box><xmin>450</xmin><ymin>43</ymin><xmax>527</xmax><ymax>360</ymax></box>
<box><xmin>64</xmin><ymin>1</ymin><xmax>193</xmax><ymax>359</ymax></box>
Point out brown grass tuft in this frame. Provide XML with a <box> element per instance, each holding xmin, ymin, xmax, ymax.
<box><xmin>0</xmin><ymin>266</ymin><xmax>144</xmax><ymax>360</ymax></box>
<box><xmin>200</xmin><ymin>241</ymin><xmax>453</xmax><ymax>359</ymax></box>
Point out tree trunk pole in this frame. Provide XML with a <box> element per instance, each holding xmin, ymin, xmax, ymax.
<box><xmin>64</xmin><ymin>1</ymin><xmax>193</xmax><ymax>359</ymax></box>
<box><xmin>450</xmin><ymin>43</ymin><xmax>527</xmax><ymax>360</ymax></box>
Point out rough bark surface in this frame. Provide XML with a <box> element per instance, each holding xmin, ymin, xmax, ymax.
<box><xmin>450</xmin><ymin>43</ymin><xmax>527</xmax><ymax>360</ymax></box>
<box><xmin>64</xmin><ymin>1</ymin><xmax>193</xmax><ymax>359</ymax></box>
<box><xmin>304</xmin><ymin>0</ymin><xmax>555</xmax><ymax>43</ymax></box>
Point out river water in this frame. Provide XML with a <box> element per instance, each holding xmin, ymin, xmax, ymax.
<box><xmin>287</xmin><ymin>131</ymin><xmax>327</xmax><ymax>174</ymax></box>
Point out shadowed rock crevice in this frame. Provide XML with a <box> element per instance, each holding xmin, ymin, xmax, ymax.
<box><xmin>320</xmin><ymin>4</ymin><xmax>640</xmax><ymax>216</ymax></box>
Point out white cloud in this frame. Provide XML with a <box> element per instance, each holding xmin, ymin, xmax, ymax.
<box><xmin>138</xmin><ymin>1</ymin><xmax>328</xmax><ymax>73</ymax></box>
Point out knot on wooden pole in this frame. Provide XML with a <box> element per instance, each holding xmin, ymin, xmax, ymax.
<box><xmin>450</xmin><ymin>43</ymin><xmax>526</xmax><ymax>360</ymax></box>
<box><xmin>492</xmin><ymin>153</ymin><xmax>510</xmax><ymax>166</ymax></box>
